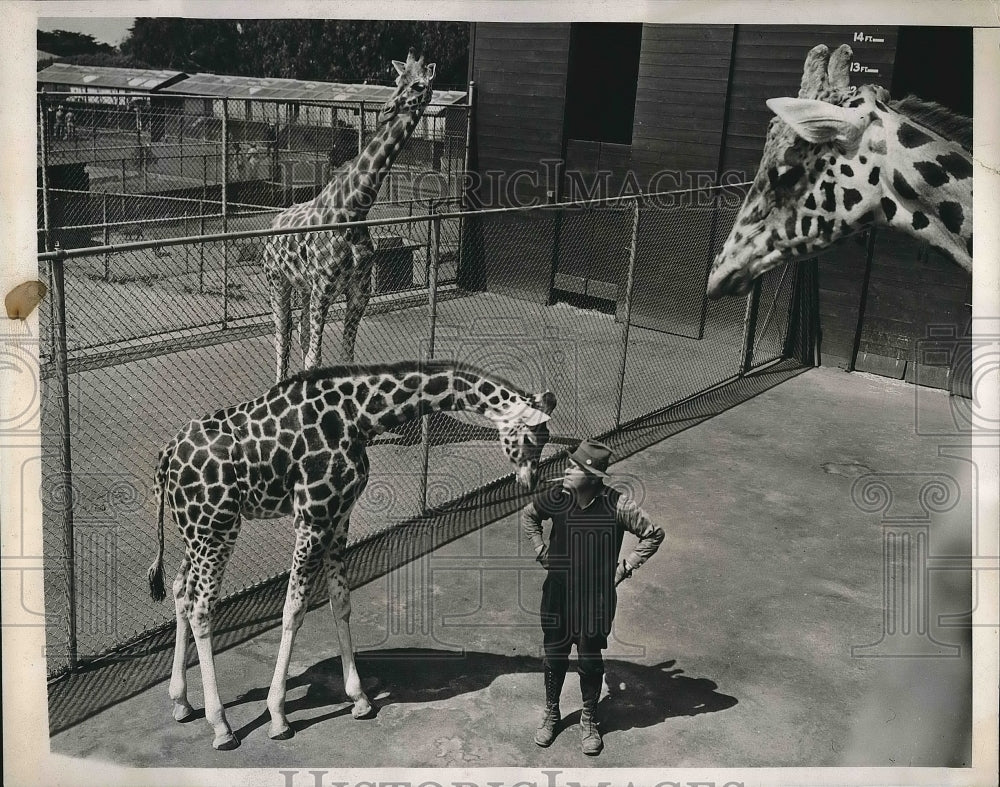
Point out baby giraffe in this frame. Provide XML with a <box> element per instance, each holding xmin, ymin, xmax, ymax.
<box><xmin>149</xmin><ymin>361</ymin><xmax>556</xmax><ymax>749</ymax></box>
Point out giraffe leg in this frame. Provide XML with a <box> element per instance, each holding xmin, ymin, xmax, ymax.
<box><xmin>266</xmin><ymin>520</ymin><xmax>329</xmax><ymax>740</ymax></box>
<box><xmin>298</xmin><ymin>288</ymin><xmax>312</xmax><ymax>362</ymax></box>
<box><xmin>325</xmin><ymin>547</ymin><xmax>373</xmax><ymax>718</ymax></box>
<box><xmin>268</xmin><ymin>267</ymin><xmax>293</xmax><ymax>383</ymax></box>
<box><xmin>341</xmin><ymin>250</ymin><xmax>373</xmax><ymax>364</ymax></box>
<box><xmin>168</xmin><ymin>557</ymin><xmax>196</xmax><ymax>722</ymax></box>
<box><xmin>186</xmin><ymin>545</ymin><xmax>240</xmax><ymax>750</ymax></box>
<box><xmin>303</xmin><ymin>288</ymin><xmax>331</xmax><ymax>370</ymax></box>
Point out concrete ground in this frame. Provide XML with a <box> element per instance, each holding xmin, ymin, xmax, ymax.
<box><xmin>49</xmin><ymin>366</ymin><xmax>973</xmax><ymax>768</ymax></box>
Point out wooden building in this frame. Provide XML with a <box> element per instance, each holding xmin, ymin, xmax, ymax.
<box><xmin>465</xmin><ymin>23</ymin><xmax>973</xmax><ymax>390</ymax></box>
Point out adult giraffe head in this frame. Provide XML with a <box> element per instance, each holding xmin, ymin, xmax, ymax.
<box><xmin>706</xmin><ymin>44</ymin><xmax>972</xmax><ymax>300</ymax></box>
<box><xmin>377</xmin><ymin>48</ymin><xmax>436</xmax><ymax>124</ymax></box>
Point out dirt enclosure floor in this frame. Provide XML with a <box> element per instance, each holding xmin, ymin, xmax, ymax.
<box><xmin>48</xmin><ymin>367</ymin><xmax>973</xmax><ymax>771</ymax></box>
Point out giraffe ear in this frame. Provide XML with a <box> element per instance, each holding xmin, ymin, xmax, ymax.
<box><xmin>519</xmin><ymin>407</ymin><xmax>551</xmax><ymax>427</ymax></box>
<box><xmin>767</xmin><ymin>97</ymin><xmax>863</xmax><ymax>145</ymax></box>
<box><xmin>425</xmin><ymin>63</ymin><xmax>436</xmax><ymax>81</ymax></box>
<box><xmin>392</xmin><ymin>60</ymin><xmax>407</xmax><ymax>75</ymax></box>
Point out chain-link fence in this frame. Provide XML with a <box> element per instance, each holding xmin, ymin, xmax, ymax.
<box><xmin>38</xmin><ymin>183</ymin><xmax>807</xmax><ymax>681</ymax></box>
<box><xmin>38</xmin><ymin>91</ymin><xmax>469</xmax><ymax>254</ymax></box>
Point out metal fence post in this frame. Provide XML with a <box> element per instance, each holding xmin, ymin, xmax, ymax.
<box><xmin>739</xmin><ymin>278</ymin><xmax>763</xmax><ymax>375</ymax></box>
<box><xmin>222</xmin><ymin>99</ymin><xmax>229</xmax><ymax>329</ymax></box>
<box><xmin>102</xmin><ymin>193</ymin><xmax>109</xmax><ymax>280</ymax></box>
<box><xmin>358</xmin><ymin>101</ymin><xmax>365</xmax><ymax>155</ymax></box>
<box><xmin>38</xmin><ymin>96</ymin><xmax>52</xmax><ymax>254</ymax></box>
<box><xmin>847</xmin><ymin>229</ymin><xmax>878</xmax><ymax>372</ymax></box>
<box><xmin>614</xmin><ymin>196</ymin><xmax>641</xmax><ymax>427</ymax></box>
<box><xmin>420</xmin><ymin>210</ymin><xmax>442</xmax><ymax>513</ymax></box>
<box><xmin>48</xmin><ymin>244</ymin><xmax>79</xmax><ymax>671</ymax></box>
<box><xmin>199</xmin><ymin>202</ymin><xmax>206</xmax><ymax>294</ymax></box>
<box><xmin>455</xmin><ymin>81</ymin><xmax>475</xmax><ymax>284</ymax></box>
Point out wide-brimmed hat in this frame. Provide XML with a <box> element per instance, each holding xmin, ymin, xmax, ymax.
<box><xmin>567</xmin><ymin>439</ymin><xmax>612</xmax><ymax>479</ymax></box>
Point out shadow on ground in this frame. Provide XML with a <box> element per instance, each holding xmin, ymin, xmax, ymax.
<box><xmin>221</xmin><ymin>648</ymin><xmax>738</xmax><ymax>742</ymax></box>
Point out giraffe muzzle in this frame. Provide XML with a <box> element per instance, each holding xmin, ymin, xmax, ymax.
<box><xmin>516</xmin><ymin>462</ymin><xmax>540</xmax><ymax>491</ymax></box>
<box><xmin>706</xmin><ymin>265</ymin><xmax>752</xmax><ymax>300</ymax></box>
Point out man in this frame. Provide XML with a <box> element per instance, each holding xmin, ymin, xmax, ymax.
<box><xmin>522</xmin><ymin>439</ymin><xmax>664</xmax><ymax>755</ymax></box>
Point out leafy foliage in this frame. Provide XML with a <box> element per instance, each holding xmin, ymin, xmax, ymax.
<box><xmin>38</xmin><ymin>29</ymin><xmax>115</xmax><ymax>57</ymax></box>
<box><xmin>40</xmin><ymin>52</ymin><xmax>155</xmax><ymax>71</ymax></box>
<box><xmin>119</xmin><ymin>19</ymin><xmax>471</xmax><ymax>88</ymax></box>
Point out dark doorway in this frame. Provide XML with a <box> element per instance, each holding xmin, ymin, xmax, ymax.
<box><xmin>891</xmin><ymin>27</ymin><xmax>972</xmax><ymax>117</ymax></box>
<box><xmin>565</xmin><ymin>23</ymin><xmax>643</xmax><ymax>144</ymax></box>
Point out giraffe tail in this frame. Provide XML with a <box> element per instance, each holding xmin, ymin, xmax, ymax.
<box><xmin>147</xmin><ymin>450</ymin><xmax>168</xmax><ymax>602</ymax></box>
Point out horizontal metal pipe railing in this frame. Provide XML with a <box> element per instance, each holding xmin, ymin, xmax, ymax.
<box><xmin>38</xmin><ymin>185</ymin><xmax>748</xmax><ymax>261</ymax></box>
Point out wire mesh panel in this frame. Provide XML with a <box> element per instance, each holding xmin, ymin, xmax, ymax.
<box><xmin>38</xmin><ymin>184</ymin><xmax>803</xmax><ymax>677</ymax></box>
<box><xmin>39</xmin><ymin>92</ymin><xmax>469</xmax><ymax>257</ymax></box>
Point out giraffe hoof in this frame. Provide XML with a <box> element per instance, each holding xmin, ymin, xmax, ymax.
<box><xmin>351</xmin><ymin>696</ymin><xmax>375</xmax><ymax>719</ymax></box>
<box><xmin>172</xmin><ymin>702</ymin><xmax>196</xmax><ymax>723</ymax></box>
<box><xmin>213</xmin><ymin>732</ymin><xmax>240</xmax><ymax>751</ymax></box>
<box><xmin>269</xmin><ymin>722</ymin><xmax>294</xmax><ymax>740</ymax></box>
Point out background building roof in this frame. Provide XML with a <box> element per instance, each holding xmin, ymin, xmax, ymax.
<box><xmin>37</xmin><ymin>62</ymin><xmax>187</xmax><ymax>91</ymax></box>
<box><xmin>37</xmin><ymin>64</ymin><xmax>466</xmax><ymax>113</ymax></box>
<box><xmin>159</xmin><ymin>72</ymin><xmax>466</xmax><ymax>114</ymax></box>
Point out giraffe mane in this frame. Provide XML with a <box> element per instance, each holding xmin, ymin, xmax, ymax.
<box><xmin>284</xmin><ymin>360</ymin><xmax>534</xmax><ymax>398</ymax></box>
<box><xmin>890</xmin><ymin>95</ymin><xmax>972</xmax><ymax>151</ymax></box>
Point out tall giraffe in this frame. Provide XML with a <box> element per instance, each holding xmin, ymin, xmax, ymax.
<box><xmin>264</xmin><ymin>49</ymin><xmax>436</xmax><ymax>381</ymax></box>
<box><xmin>148</xmin><ymin>361</ymin><xmax>556</xmax><ymax>750</ymax></box>
<box><xmin>706</xmin><ymin>44</ymin><xmax>972</xmax><ymax>299</ymax></box>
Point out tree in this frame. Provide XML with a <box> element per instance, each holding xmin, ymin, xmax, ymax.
<box><xmin>118</xmin><ymin>19</ymin><xmax>470</xmax><ymax>88</ymax></box>
<box><xmin>38</xmin><ymin>29</ymin><xmax>115</xmax><ymax>57</ymax></box>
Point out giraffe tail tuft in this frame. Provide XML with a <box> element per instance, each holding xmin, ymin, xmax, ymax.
<box><xmin>148</xmin><ymin>450</ymin><xmax>168</xmax><ymax>602</ymax></box>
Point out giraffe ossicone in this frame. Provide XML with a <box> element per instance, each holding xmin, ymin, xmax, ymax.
<box><xmin>148</xmin><ymin>361</ymin><xmax>556</xmax><ymax>749</ymax></box>
<box><xmin>264</xmin><ymin>49</ymin><xmax>437</xmax><ymax>382</ymax></box>
<box><xmin>706</xmin><ymin>43</ymin><xmax>972</xmax><ymax>300</ymax></box>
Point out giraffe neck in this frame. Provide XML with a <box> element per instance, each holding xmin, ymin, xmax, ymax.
<box><xmin>315</xmin><ymin>112</ymin><xmax>423</xmax><ymax>223</ymax></box>
<box><xmin>861</xmin><ymin>100</ymin><xmax>973</xmax><ymax>268</ymax></box>
<box><xmin>304</xmin><ymin>363</ymin><xmax>533</xmax><ymax>440</ymax></box>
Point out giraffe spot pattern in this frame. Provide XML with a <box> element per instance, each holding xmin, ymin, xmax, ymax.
<box><xmin>897</xmin><ymin>122</ymin><xmax>933</xmax><ymax>149</ymax></box>
<box><xmin>816</xmin><ymin>215</ymin><xmax>835</xmax><ymax>240</ymax></box>
<box><xmin>801</xmin><ymin>215</ymin><xmax>812</xmax><ymax>236</ymax></box>
<box><xmin>868</xmin><ymin>166</ymin><xmax>880</xmax><ymax>186</ymax></box>
<box><xmin>881</xmin><ymin>197</ymin><xmax>897</xmax><ymax>221</ymax></box>
<box><xmin>912</xmin><ymin>211</ymin><xmax>930</xmax><ymax>230</ymax></box>
<box><xmin>892</xmin><ymin>170</ymin><xmax>919</xmax><ymax>201</ymax></box>
<box><xmin>784</xmin><ymin>213</ymin><xmax>797</xmax><ymax>239</ymax></box>
<box><xmin>820</xmin><ymin>181</ymin><xmax>837</xmax><ymax>212</ymax></box>
<box><xmin>914</xmin><ymin>160</ymin><xmax>949</xmax><ymax>187</ymax></box>
<box><xmin>804</xmin><ymin>193</ymin><xmax>817</xmax><ymax>211</ymax></box>
<box><xmin>938</xmin><ymin>201</ymin><xmax>965</xmax><ymax>234</ymax></box>
<box><xmin>842</xmin><ymin>188</ymin><xmax>863</xmax><ymax>212</ymax></box>
<box><xmin>937</xmin><ymin>152</ymin><xmax>972</xmax><ymax>180</ymax></box>
<box><xmin>840</xmin><ymin>164</ymin><xmax>854</xmax><ymax>177</ymax></box>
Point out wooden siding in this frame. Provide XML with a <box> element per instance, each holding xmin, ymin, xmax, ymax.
<box><xmin>469</xmin><ymin>23</ymin><xmax>571</xmax><ymax>302</ymax></box>
<box><xmin>471</xmin><ymin>23</ymin><xmax>571</xmax><ymax>206</ymax></box>
<box><xmin>720</xmin><ymin>25</ymin><xmax>899</xmax><ymax>178</ymax></box>
<box><xmin>465</xmin><ymin>22</ymin><xmax>969</xmax><ymax>386</ymax></box>
<box><xmin>627</xmin><ymin>25</ymin><xmax>734</xmax><ymax>333</ymax></box>
<box><xmin>631</xmin><ymin>24</ymin><xmax>734</xmax><ymax>181</ymax></box>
